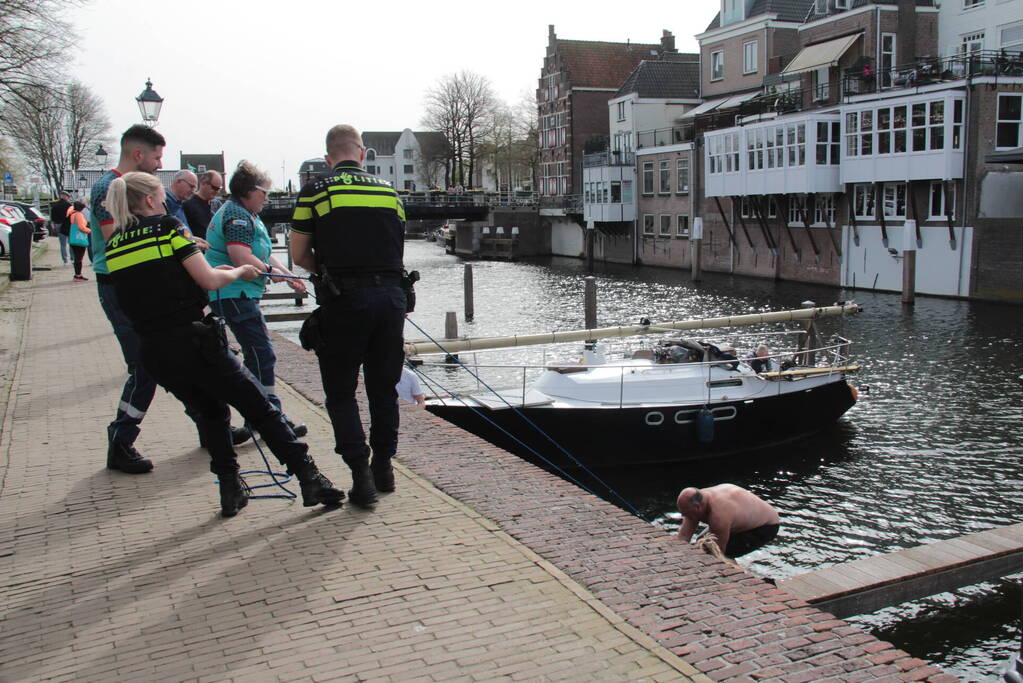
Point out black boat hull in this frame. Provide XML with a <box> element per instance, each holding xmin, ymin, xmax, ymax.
<box><xmin>425</xmin><ymin>378</ymin><xmax>856</xmax><ymax>468</ymax></box>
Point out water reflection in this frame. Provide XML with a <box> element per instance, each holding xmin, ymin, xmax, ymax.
<box><xmin>266</xmin><ymin>240</ymin><xmax>1023</xmax><ymax>679</ymax></box>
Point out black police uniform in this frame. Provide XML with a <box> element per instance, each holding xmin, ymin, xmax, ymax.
<box><xmin>105</xmin><ymin>214</ymin><xmax>341</xmax><ymax>512</ymax></box>
<box><xmin>291</xmin><ymin>161</ymin><xmax>406</xmax><ymax>499</ymax></box>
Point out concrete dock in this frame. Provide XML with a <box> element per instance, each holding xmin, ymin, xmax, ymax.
<box><xmin>0</xmin><ymin>241</ymin><xmax>956</xmax><ymax>682</ymax></box>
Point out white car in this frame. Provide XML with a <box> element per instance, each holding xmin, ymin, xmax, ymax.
<box><xmin>0</xmin><ymin>203</ymin><xmax>31</xmax><ymax>257</ymax></box>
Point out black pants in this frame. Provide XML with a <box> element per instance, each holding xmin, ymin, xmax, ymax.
<box><xmin>725</xmin><ymin>523</ymin><xmax>780</xmax><ymax>558</ymax></box>
<box><xmin>315</xmin><ymin>285</ymin><xmax>406</xmax><ymax>465</ymax></box>
<box><xmin>71</xmin><ymin>245</ymin><xmax>86</xmax><ymax>275</ymax></box>
<box><xmin>139</xmin><ymin>322</ymin><xmax>309</xmax><ymax>476</ymax></box>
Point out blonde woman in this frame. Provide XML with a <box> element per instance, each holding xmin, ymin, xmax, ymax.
<box><xmin>103</xmin><ymin>171</ymin><xmax>343</xmax><ymax>517</ymax></box>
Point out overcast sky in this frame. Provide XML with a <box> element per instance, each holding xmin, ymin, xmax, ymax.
<box><xmin>68</xmin><ymin>0</ymin><xmax>719</xmax><ymax>189</ymax></box>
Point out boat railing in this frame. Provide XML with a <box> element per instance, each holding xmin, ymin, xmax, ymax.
<box><xmin>418</xmin><ymin>337</ymin><xmax>854</xmax><ymax>407</ymax></box>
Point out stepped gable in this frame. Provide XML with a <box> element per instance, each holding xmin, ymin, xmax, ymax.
<box><xmin>557</xmin><ymin>39</ymin><xmax>665</xmax><ymax>88</ymax></box>
<box><xmin>616</xmin><ymin>59</ymin><xmax>701</xmax><ymax>99</ymax></box>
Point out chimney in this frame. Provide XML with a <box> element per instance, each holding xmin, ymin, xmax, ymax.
<box><xmin>661</xmin><ymin>30</ymin><xmax>676</xmax><ymax>53</ymax></box>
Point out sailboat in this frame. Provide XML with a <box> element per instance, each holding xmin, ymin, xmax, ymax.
<box><xmin>408</xmin><ymin>302</ymin><xmax>863</xmax><ymax>468</ymax></box>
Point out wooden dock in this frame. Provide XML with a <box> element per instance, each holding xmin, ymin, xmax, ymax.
<box><xmin>779</xmin><ymin>522</ymin><xmax>1023</xmax><ymax>618</ymax></box>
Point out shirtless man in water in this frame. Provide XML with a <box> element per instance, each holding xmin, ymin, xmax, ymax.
<box><xmin>676</xmin><ymin>484</ymin><xmax>781</xmax><ymax>558</ymax></box>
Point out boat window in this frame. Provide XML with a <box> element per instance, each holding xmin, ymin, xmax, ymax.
<box><xmin>712</xmin><ymin>406</ymin><xmax>737</xmax><ymax>421</ymax></box>
<box><xmin>645</xmin><ymin>411</ymin><xmax>665</xmax><ymax>426</ymax></box>
<box><xmin>674</xmin><ymin>410</ymin><xmax>698</xmax><ymax>424</ymax></box>
<box><xmin>707</xmin><ymin>379</ymin><xmax>743</xmax><ymax>388</ymax></box>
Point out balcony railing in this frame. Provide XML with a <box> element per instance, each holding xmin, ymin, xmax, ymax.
<box><xmin>583</xmin><ymin>150</ymin><xmax>635</xmax><ymax>167</ymax></box>
<box><xmin>635</xmin><ymin>124</ymin><xmax>695</xmax><ymax>149</ymax></box>
<box><xmin>539</xmin><ymin>194</ymin><xmax>582</xmax><ymax>213</ymax></box>
<box><xmin>841</xmin><ymin>50</ymin><xmax>1023</xmax><ymax>97</ymax></box>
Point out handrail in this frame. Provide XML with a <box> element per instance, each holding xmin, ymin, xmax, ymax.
<box><xmin>841</xmin><ymin>49</ymin><xmax>1023</xmax><ymax>97</ymax></box>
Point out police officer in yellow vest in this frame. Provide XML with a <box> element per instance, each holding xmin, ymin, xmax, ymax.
<box><xmin>290</xmin><ymin>125</ymin><xmax>407</xmax><ymax>507</ymax></box>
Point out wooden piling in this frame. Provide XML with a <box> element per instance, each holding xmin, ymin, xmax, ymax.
<box><xmin>445</xmin><ymin>311</ymin><xmax>458</xmax><ymax>339</ymax></box>
<box><xmin>584</xmin><ymin>277</ymin><xmax>597</xmax><ymax>331</ymax></box>
<box><xmin>464</xmin><ymin>263</ymin><xmax>474</xmax><ymax>322</ymax></box>
<box><xmin>902</xmin><ymin>220</ymin><xmax>917</xmax><ymax>306</ymax></box>
<box><xmin>691</xmin><ymin>217</ymin><xmax>703</xmax><ymax>282</ymax></box>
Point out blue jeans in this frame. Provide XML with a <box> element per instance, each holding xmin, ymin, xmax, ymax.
<box><xmin>57</xmin><ymin>230</ymin><xmax>68</xmax><ymax>263</ymax></box>
<box><xmin>97</xmin><ymin>281</ymin><xmax>157</xmax><ymax>445</ymax></box>
<box><xmin>209</xmin><ymin>296</ymin><xmax>287</xmax><ymax>420</ymax></box>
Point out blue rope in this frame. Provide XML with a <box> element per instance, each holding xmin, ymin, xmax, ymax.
<box><xmin>404</xmin><ymin>317</ymin><xmax>642</xmax><ymax>517</ymax></box>
<box><xmin>212</xmin><ymin>286</ymin><xmax>296</xmax><ymax>500</ymax></box>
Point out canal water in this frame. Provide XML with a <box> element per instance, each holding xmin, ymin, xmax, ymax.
<box><xmin>267</xmin><ymin>239</ymin><xmax>1023</xmax><ymax>680</ymax></box>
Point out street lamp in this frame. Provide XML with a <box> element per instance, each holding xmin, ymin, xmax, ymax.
<box><xmin>94</xmin><ymin>144</ymin><xmax>108</xmax><ymax>168</ymax></box>
<box><xmin>135</xmin><ymin>78</ymin><xmax>164</xmax><ymax>127</ymax></box>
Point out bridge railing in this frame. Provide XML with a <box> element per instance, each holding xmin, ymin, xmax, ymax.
<box><xmin>265</xmin><ymin>191</ymin><xmax>539</xmax><ymax>211</ymax></box>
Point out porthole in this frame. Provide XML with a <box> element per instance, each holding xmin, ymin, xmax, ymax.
<box><xmin>645</xmin><ymin>411</ymin><xmax>665</xmax><ymax>426</ymax></box>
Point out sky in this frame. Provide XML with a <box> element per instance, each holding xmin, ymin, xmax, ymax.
<box><xmin>68</xmin><ymin>0</ymin><xmax>719</xmax><ymax>190</ymax></box>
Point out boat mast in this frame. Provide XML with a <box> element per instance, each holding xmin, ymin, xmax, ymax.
<box><xmin>406</xmin><ymin>303</ymin><xmax>863</xmax><ymax>356</ymax></box>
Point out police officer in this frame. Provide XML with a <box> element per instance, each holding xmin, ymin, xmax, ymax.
<box><xmin>289</xmin><ymin>124</ymin><xmax>407</xmax><ymax>507</ymax></box>
<box><xmin>103</xmin><ymin>171</ymin><xmax>344</xmax><ymax>517</ymax></box>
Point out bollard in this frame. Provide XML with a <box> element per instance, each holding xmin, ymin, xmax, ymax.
<box><xmin>444</xmin><ymin>311</ymin><xmax>459</xmax><ymax>364</ymax></box>
<box><xmin>9</xmin><ymin>220</ymin><xmax>33</xmax><ymax>281</ymax></box>
<box><xmin>901</xmin><ymin>220</ymin><xmax>916</xmax><ymax>306</ymax></box>
<box><xmin>586</xmin><ymin>219</ymin><xmax>595</xmax><ymax>273</ymax></box>
<box><xmin>691</xmin><ymin>217</ymin><xmax>703</xmax><ymax>282</ymax></box>
<box><xmin>584</xmin><ymin>277</ymin><xmax>597</xmax><ymax>331</ymax></box>
<box><xmin>464</xmin><ymin>263</ymin><xmax>474</xmax><ymax>322</ymax></box>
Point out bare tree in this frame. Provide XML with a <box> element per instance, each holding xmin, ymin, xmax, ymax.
<box><xmin>65</xmin><ymin>81</ymin><xmax>110</xmax><ymax>171</ymax></box>
<box><xmin>421</xmin><ymin>71</ymin><xmax>496</xmax><ymax>188</ymax></box>
<box><xmin>0</xmin><ymin>0</ymin><xmax>79</xmax><ymax>107</ymax></box>
<box><xmin>475</xmin><ymin>91</ymin><xmax>538</xmax><ymax>192</ymax></box>
<box><xmin>0</xmin><ymin>80</ymin><xmax>110</xmax><ymax>193</ymax></box>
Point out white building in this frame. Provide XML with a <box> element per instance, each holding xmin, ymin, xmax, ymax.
<box><xmin>362</xmin><ymin>129</ymin><xmax>447</xmax><ymax>191</ymax></box>
<box><xmin>938</xmin><ymin>0</ymin><xmax>1023</xmax><ymax>56</ymax></box>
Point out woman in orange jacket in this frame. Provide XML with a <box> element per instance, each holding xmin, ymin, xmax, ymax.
<box><xmin>67</xmin><ymin>201</ymin><xmax>91</xmax><ymax>281</ymax></box>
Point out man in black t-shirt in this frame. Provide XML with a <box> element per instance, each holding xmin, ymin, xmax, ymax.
<box><xmin>50</xmin><ymin>191</ymin><xmax>72</xmax><ymax>264</ymax></box>
<box><xmin>181</xmin><ymin>170</ymin><xmax>222</xmax><ymax>240</ymax></box>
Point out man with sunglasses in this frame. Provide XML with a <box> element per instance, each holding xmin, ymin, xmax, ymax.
<box><xmin>182</xmin><ymin>170</ymin><xmax>223</xmax><ymax>240</ymax></box>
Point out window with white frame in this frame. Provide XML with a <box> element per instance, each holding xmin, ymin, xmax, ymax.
<box><xmin>617</xmin><ymin>101</ymin><xmax>627</xmax><ymax>122</ymax></box>
<box><xmin>813</xmin><ymin>67</ymin><xmax>829</xmax><ymax>101</ymax></box>
<box><xmin>910</xmin><ymin>101</ymin><xmax>944</xmax><ymax>152</ymax></box>
<box><xmin>929</xmin><ymin>182</ymin><xmax>956</xmax><ymax>219</ymax></box>
<box><xmin>676</xmin><ymin>158</ymin><xmax>689</xmax><ymax>193</ymax></box>
<box><xmin>677</xmin><ymin>215</ymin><xmax>690</xmax><ymax>238</ymax></box>
<box><xmin>642</xmin><ymin>162</ymin><xmax>654</xmax><ymax>194</ymax></box>
<box><xmin>743</xmin><ymin>41</ymin><xmax>758</xmax><ymax>74</ymax></box>
<box><xmin>961</xmin><ymin>32</ymin><xmax>985</xmax><ymax>54</ymax></box>
<box><xmin>997</xmin><ymin>94</ymin><xmax>1022</xmax><ymax>149</ymax></box>
<box><xmin>788</xmin><ymin>197</ymin><xmax>805</xmax><ymax>224</ymax></box>
<box><xmin>659</xmin><ymin>160</ymin><xmax>671</xmax><ymax>193</ymax></box>
<box><xmin>643</xmin><ymin>214</ymin><xmax>655</xmax><ymax>235</ymax></box>
<box><xmin>403</xmin><ymin>164</ymin><xmax>414</xmax><ymax>174</ymax></box>
<box><xmin>835</xmin><ymin>0</ymin><xmax>849</xmax><ymax>8</ymax></box>
<box><xmin>659</xmin><ymin>215</ymin><xmax>672</xmax><ymax>237</ymax></box>
<box><xmin>403</xmin><ymin>149</ymin><xmax>414</xmax><ymax>160</ymax></box>
<box><xmin>611</xmin><ymin>181</ymin><xmax>622</xmax><ymax>203</ymax></box>
<box><xmin>881</xmin><ymin>34</ymin><xmax>896</xmax><ymax>88</ymax></box>
<box><xmin>882</xmin><ymin>183</ymin><xmax>907</xmax><ymax>218</ymax></box>
<box><xmin>622</xmin><ymin>181</ymin><xmax>633</xmax><ymax>204</ymax></box>
<box><xmin>814</xmin><ymin>194</ymin><xmax>835</xmax><ymax>225</ymax></box>
<box><xmin>584</xmin><ymin>182</ymin><xmax>590</xmax><ymax>204</ymax></box>
<box><xmin>711</xmin><ymin>51</ymin><xmax>724</xmax><ymax>80</ymax></box>
<box><xmin>853</xmin><ymin>184</ymin><xmax>875</xmax><ymax>219</ymax></box>
<box><xmin>1002</xmin><ymin>24</ymin><xmax>1023</xmax><ymax>52</ymax></box>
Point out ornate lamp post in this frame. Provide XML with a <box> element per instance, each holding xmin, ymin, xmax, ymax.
<box><xmin>94</xmin><ymin>144</ymin><xmax>108</xmax><ymax>169</ymax></box>
<box><xmin>135</xmin><ymin>78</ymin><xmax>164</xmax><ymax>127</ymax></box>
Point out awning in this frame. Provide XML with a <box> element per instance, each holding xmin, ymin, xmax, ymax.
<box><xmin>781</xmin><ymin>34</ymin><xmax>860</xmax><ymax>76</ymax></box>
<box><xmin>679</xmin><ymin>96</ymin><xmax>728</xmax><ymax>119</ymax></box>
<box><xmin>678</xmin><ymin>91</ymin><xmax>758</xmax><ymax>120</ymax></box>
<box><xmin>718</xmin><ymin>91</ymin><xmax>759</xmax><ymax>110</ymax></box>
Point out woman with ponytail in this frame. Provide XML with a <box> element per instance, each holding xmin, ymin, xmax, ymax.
<box><xmin>103</xmin><ymin>172</ymin><xmax>343</xmax><ymax>517</ymax></box>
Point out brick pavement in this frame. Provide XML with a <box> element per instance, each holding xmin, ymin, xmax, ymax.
<box><xmin>0</xmin><ymin>240</ymin><xmax>957</xmax><ymax>682</ymax></box>
<box><xmin>0</xmin><ymin>242</ymin><xmax>701</xmax><ymax>681</ymax></box>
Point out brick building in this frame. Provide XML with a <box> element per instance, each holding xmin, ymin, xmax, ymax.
<box><xmin>537</xmin><ymin>25</ymin><xmax>680</xmax><ymax>199</ymax></box>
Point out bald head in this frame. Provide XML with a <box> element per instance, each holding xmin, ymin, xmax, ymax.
<box><xmin>325</xmin><ymin>124</ymin><xmax>364</xmax><ymax>166</ymax></box>
<box><xmin>677</xmin><ymin>487</ymin><xmax>704</xmax><ymax>514</ymax></box>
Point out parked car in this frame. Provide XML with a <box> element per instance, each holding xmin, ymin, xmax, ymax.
<box><xmin>0</xmin><ymin>203</ymin><xmax>32</xmax><ymax>257</ymax></box>
<box><xmin>0</xmin><ymin>201</ymin><xmax>47</xmax><ymax>241</ymax></box>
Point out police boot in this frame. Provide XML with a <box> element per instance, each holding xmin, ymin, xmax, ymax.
<box><xmin>292</xmin><ymin>459</ymin><xmax>344</xmax><ymax>508</ymax></box>
<box><xmin>107</xmin><ymin>442</ymin><xmax>154</xmax><ymax>474</ymax></box>
<box><xmin>347</xmin><ymin>460</ymin><xmax>379</xmax><ymax>507</ymax></box>
<box><xmin>218</xmin><ymin>474</ymin><xmax>249</xmax><ymax>518</ymax></box>
<box><xmin>370</xmin><ymin>454</ymin><xmax>395</xmax><ymax>493</ymax></box>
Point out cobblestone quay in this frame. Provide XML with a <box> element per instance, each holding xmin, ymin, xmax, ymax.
<box><xmin>0</xmin><ymin>242</ymin><xmax>955</xmax><ymax>681</ymax></box>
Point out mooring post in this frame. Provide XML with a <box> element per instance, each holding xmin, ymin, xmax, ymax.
<box><xmin>691</xmin><ymin>217</ymin><xmax>703</xmax><ymax>282</ymax></box>
<box><xmin>584</xmin><ymin>276</ymin><xmax>597</xmax><ymax>331</ymax></box>
<box><xmin>798</xmin><ymin>300</ymin><xmax>818</xmax><ymax>366</ymax></box>
<box><xmin>464</xmin><ymin>263</ymin><xmax>474</xmax><ymax>322</ymax></box>
<box><xmin>901</xmin><ymin>220</ymin><xmax>916</xmax><ymax>306</ymax></box>
<box><xmin>445</xmin><ymin>311</ymin><xmax>458</xmax><ymax>339</ymax></box>
<box><xmin>586</xmin><ymin>219</ymin><xmax>595</xmax><ymax>273</ymax></box>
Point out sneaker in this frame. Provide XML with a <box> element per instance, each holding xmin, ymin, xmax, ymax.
<box><xmin>73</xmin><ymin>275</ymin><xmax>88</xmax><ymax>282</ymax></box>
<box><xmin>106</xmin><ymin>442</ymin><xmax>153</xmax><ymax>474</ymax></box>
